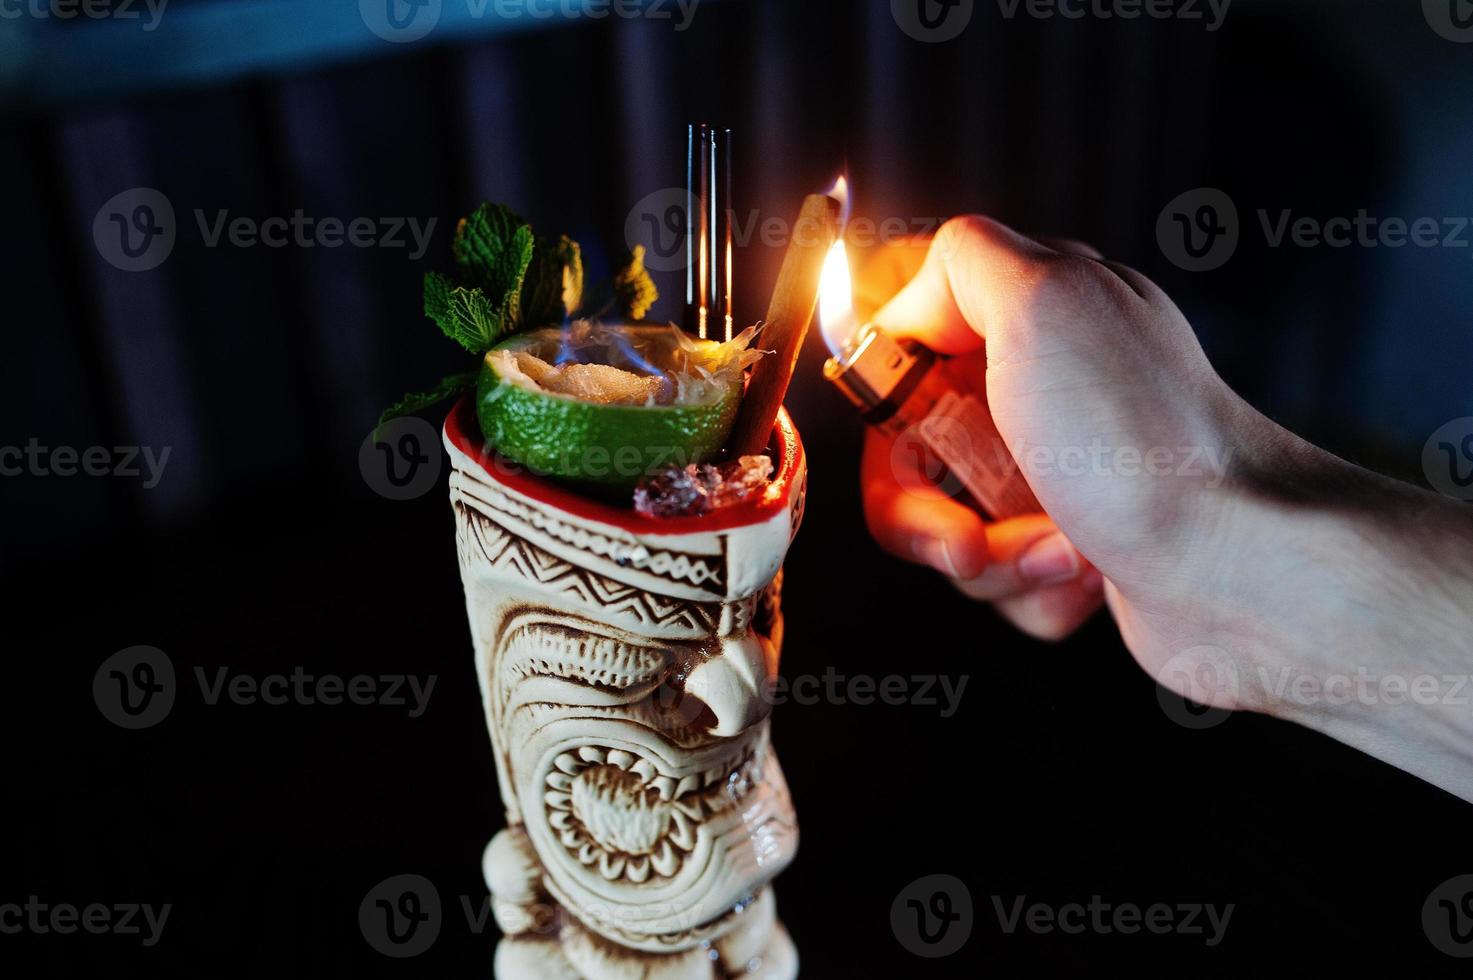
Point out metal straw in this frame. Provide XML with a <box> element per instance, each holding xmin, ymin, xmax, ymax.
<box><xmin>685</xmin><ymin>124</ymin><xmax>733</xmax><ymax>340</ymax></box>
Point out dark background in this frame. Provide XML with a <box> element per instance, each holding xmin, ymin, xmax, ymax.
<box><xmin>3</xmin><ymin>0</ymin><xmax>1472</xmax><ymax>975</ymax></box>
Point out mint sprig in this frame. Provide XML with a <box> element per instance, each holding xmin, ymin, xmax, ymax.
<box><xmin>377</xmin><ymin>200</ymin><xmax>659</xmax><ymax>434</ymax></box>
<box><xmin>375</xmin><ymin>370</ymin><xmax>478</xmax><ymax>437</ymax></box>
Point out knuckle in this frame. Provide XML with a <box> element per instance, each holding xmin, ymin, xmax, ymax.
<box><xmin>933</xmin><ymin>214</ymin><xmax>999</xmax><ymax>261</ymax></box>
<box><xmin>1033</xmin><ymin>251</ymin><xmax>1109</xmax><ymax>298</ymax></box>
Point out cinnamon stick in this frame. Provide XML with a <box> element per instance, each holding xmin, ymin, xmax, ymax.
<box><xmin>728</xmin><ymin>193</ymin><xmax>843</xmax><ymax>455</ymax></box>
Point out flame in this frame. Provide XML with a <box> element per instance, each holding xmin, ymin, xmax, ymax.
<box><xmin>819</xmin><ymin>238</ymin><xmax>858</xmax><ymax>356</ymax></box>
<box><xmin>825</xmin><ymin>174</ymin><xmax>852</xmax><ymax>226</ymax></box>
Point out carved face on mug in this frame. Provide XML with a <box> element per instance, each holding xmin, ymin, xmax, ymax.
<box><xmin>448</xmin><ymin>431</ymin><xmax>806</xmax><ymax>955</ymax></box>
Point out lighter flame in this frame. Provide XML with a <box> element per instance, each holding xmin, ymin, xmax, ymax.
<box><xmin>819</xmin><ymin>238</ymin><xmax>858</xmax><ymax>356</ymax></box>
<box><xmin>825</xmin><ymin>174</ymin><xmax>852</xmax><ymax>227</ymax></box>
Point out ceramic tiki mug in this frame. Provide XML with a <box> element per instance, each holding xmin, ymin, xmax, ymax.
<box><xmin>444</xmin><ymin>399</ymin><xmax>807</xmax><ymax>979</ymax></box>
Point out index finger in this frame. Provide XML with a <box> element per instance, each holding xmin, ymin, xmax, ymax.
<box><xmin>871</xmin><ymin>215</ymin><xmax>1054</xmax><ymax>355</ymax></box>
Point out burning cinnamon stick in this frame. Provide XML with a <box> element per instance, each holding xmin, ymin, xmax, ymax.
<box><xmin>728</xmin><ymin>192</ymin><xmax>843</xmax><ymax>456</ymax></box>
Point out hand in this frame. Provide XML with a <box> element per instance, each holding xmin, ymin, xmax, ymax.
<box><xmin>858</xmin><ymin>216</ymin><xmax>1473</xmax><ymax>803</ymax></box>
<box><xmin>858</xmin><ymin>218</ymin><xmax>1243</xmax><ymax>648</ymax></box>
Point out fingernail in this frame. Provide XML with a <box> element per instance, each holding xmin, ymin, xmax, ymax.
<box><xmin>916</xmin><ymin>538</ymin><xmax>961</xmax><ymax>578</ymax></box>
<box><xmin>1018</xmin><ymin>532</ymin><xmax>1081</xmax><ymax>585</ymax></box>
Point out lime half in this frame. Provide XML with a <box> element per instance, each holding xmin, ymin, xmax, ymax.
<box><xmin>476</xmin><ymin>323</ymin><xmax>757</xmax><ymax>488</ymax></box>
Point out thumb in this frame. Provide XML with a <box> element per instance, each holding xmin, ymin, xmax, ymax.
<box><xmin>871</xmin><ymin>215</ymin><xmax>1056</xmax><ymax>355</ymax></box>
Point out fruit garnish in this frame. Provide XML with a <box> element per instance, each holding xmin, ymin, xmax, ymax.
<box><xmin>475</xmin><ymin>323</ymin><xmax>764</xmax><ymax>489</ymax></box>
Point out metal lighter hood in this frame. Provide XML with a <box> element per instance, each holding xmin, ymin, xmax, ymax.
<box><xmin>823</xmin><ymin>324</ymin><xmax>1041</xmax><ymax>520</ymax></box>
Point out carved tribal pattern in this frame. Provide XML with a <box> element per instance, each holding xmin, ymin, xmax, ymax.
<box><xmin>463</xmin><ymin>483</ymin><xmax>729</xmax><ymax>596</ymax></box>
<box><xmin>457</xmin><ymin>503</ymin><xmax>721</xmax><ymax>633</ymax></box>
<box><xmin>789</xmin><ymin>473</ymin><xmax>808</xmax><ymax>538</ymax></box>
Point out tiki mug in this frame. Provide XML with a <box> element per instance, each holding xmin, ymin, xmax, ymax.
<box><xmin>444</xmin><ymin>399</ymin><xmax>808</xmax><ymax>980</ymax></box>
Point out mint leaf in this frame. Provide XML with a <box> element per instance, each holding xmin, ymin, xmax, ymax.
<box><xmin>521</xmin><ymin>234</ymin><xmax>584</xmax><ymax>328</ymax></box>
<box><xmin>424</xmin><ymin>272</ymin><xmax>513</xmax><ymax>353</ymax></box>
<box><xmin>452</xmin><ymin>204</ymin><xmax>535</xmax><ymax>325</ymax></box>
<box><xmin>375</xmin><ymin>370</ymin><xmax>478</xmax><ymax>438</ymax></box>
<box><xmin>613</xmin><ymin>245</ymin><xmax>658</xmax><ymax>320</ymax></box>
